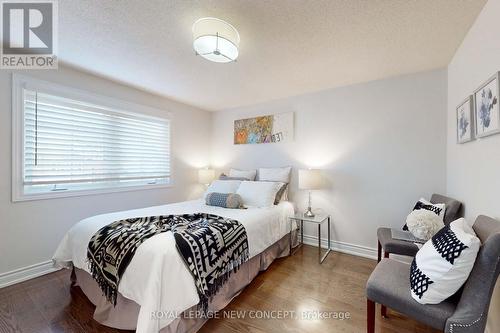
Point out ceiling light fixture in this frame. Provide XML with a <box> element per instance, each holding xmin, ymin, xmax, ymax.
<box><xmin>192</xmin><ymin>17</ymin><xmax>239</xmax><ymax>63</ymax></box>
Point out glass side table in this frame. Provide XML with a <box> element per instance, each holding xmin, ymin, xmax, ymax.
<box><xmin>289</xmin><ymin>213</ymin><xmax>332</xmax><ymax>264</ymax></box>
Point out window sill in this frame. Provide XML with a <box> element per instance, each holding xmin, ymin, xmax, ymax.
<box><xmin>12</xmin><ymin>183</ymin><xmax>174</xmax><ymax>202</ymax></box>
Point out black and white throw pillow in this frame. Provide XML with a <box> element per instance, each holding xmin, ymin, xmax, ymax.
<box><xmin>409</xmin><ymin>218</ymin><xmax>480</xmax><ymax>304</ymax></box>
<box><xmin>403</xmin><ymin>198</ymin><xmax>446</xmax><ymax>230</ymax></box>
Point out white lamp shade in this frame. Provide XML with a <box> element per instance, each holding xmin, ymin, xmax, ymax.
<box><xmin>192</xmin><ymin>17</ymin><xmax>239</xmax><ymax>63</ymax></box>
<box><xmin>298</xmin><ymin>169</ymin><xmax>324</xmax><ymax>190</ymax></box>
<box><xmin>198</xmin><ymin>169</ymin><xmax>215</xmax><ymax>184</ymax></box>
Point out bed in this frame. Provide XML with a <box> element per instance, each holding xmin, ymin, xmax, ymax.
<box><xmin>53</xmin><ymin>199</ymin><xmax>295</xmax><ymax>333</ymax></box>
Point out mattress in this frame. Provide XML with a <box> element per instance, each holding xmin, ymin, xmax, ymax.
<box><xmin>53</xmin><ymin>199</ymin><xmax>295</xmax><ymax>333</ymax></box>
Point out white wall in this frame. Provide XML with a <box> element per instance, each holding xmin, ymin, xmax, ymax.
<box><xmin>212</xmin><ymin>69</ymin><xmax>447</xmax><ymax>254</ymax></box>
<box><xmin>447</xmin><ymin>0</ymin><xmax>500</xmax><ymax>331</ymax></box>
<box><xmin>0</xmin><ymin>65</ymin><xmax>211</xmax><ymax>282</ymax></box>
<box><xmin>3</xmin><ymin>4</ymin><xmax>497</xmax><ymax>324</ymax></box>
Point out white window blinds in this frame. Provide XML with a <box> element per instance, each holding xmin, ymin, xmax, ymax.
<box><xmin>23</xmin><ymin>89</ymin><xmax>171</xmax><ymax>193</ymax></box>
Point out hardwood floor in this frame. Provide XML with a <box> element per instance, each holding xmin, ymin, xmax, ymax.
<box><xmin>0</xmin><ymin>246</ymin><xmax>439</xmax><ymax>333</ymax></box>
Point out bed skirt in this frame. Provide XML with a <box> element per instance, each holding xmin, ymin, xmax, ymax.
<box><xmin>71</xmin><ymin>231</ymin><xmax>295</xmax><ymax>333</ymax></box>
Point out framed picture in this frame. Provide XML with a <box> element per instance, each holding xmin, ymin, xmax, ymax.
<box><xmin>474</xmin><ymin>72</ymin><xmax>500</xmax><ymax>138</ymax></box>
<box><xmin>234</xmin><ymin>112</ymin><xmax>294</xmax><ymax>144</ymax></box>
<box><xmin>456</xmin><ymin>96</ymin><xmax>474</xmax><ymax>143</ymax></box>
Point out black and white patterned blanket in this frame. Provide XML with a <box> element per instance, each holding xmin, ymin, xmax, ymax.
<box><xmin>87</xmin><ymin>213</ymin><xmax>249</xmax><ymax>310</ymax></box>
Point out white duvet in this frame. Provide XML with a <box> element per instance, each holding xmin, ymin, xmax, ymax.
<box><xmin>53</xmin><ymin>199</ymin><xmax>294</xmax><ymax>333</ymax></box>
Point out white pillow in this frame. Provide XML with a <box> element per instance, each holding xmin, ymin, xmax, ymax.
<box><xmin>406</xmin><ymin>209</ymin><xmax>443</xmax><ymax>241</ymax></box>
<box><xmin>258</xmin><ymin>167</ymin><xmax>292</xmax><ymax>183</ymax></box>
<box><xmin>204</xmin><ymin>180</ymin><xmax>242</xmax><ymax>199</ymax></box>
<box><xmin>236</xmin><ymin>181</ymin><xmax>283</xmax><ymax>207</ymax></box>
<box><xmin>410</xmin><ymin>218</ymin><xmax>480</xmax><ymax>304</ymax></box>
<box><xmin>416</xmin><ymin>198</ymin><xmax>446</xmax><ymax>221</ymax></box>
<box><xmin>257</xmin><ymin>167</ymin><xmax>292</xmax><ymax>201</ymax></box>
<box><xmin>403</xmin><ymin>198</ymin><xmax>445</xmax><ymax>231</ymax></box>
<box><xmin>229</xmin><ymin>168</ymin><xmax>257</xmax><ymax>181</ymax></box>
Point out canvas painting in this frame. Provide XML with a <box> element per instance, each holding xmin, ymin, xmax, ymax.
<box><xmin>234</xmin><ymin>112</ymin><xmax>294</xmax><ymax>144</ymax></box>
<box><xmin>456</xmin><ymin>96</ymin><xmax>473</xmax><ymax>143</ymax></box>
<box><xmin>474</xmin><ymin>72</ymin><xmax>500</xmax><ymax>138</ymax></box>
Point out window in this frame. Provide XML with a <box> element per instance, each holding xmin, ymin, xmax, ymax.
<box><xmin>12</xmin><ymin>75</ymin><xmax>171</xmax><ymax>201</ymax></box>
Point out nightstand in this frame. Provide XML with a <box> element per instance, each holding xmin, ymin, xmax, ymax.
<box><xmin>289</xmin><ymin>213</ymin><xmax>332</xmax><ymax>263</ymax></box>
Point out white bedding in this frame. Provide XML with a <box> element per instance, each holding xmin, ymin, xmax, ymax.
<box><xmin>53</xmin><ymin>199</ymin><xmax>294</xmax><ymax>333</ymax></box>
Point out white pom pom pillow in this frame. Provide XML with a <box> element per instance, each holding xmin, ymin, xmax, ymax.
<box><xmin>403</xmin><ymin>198</ymin><xmax>445</xmax><ymax>231</ymax></box>
<box><xmin>410</xmin><ymin>218</ymin><xmax>480</xmax><ymax>304</ymax></box>
<box><xmin>406</xmin><ymin>209</ymin><xmax>443</xmax><ymax>241</ymax></box>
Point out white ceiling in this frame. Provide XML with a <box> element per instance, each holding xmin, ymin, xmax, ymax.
<box><xmin>59</xmin><ymin>0</ymin><xmax>486</xmax><ymax>111</ymax></box>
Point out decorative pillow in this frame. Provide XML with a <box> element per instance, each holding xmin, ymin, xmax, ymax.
<box><xmin>415</xmin><ymin>198</ymin><xmax>446</xmax><ymax>220</ymax></box>
<box><xmin>409</xmin><ymin>218</ymin><xmax>480</xmax><ymax>304</ymax></box>
<box><xmin>236</xmin><ymin>181</ymin><xmax>283</xmax><ymax>207</ymax></box>
<box><xmin>205</xmin><ymin>192</ymin><xmax>243</xmax><ymax>209</ymax></box>
<box><xmin>229</xmin><ymin>168</ymin><xmax>257</xmax><ymax>181</ymax></box>
<box><xmin>204</xmin><ymin>180</ymin><xmax>242</xmax><ymax>199</ymax></box>
<box><xmin>274</xmin><ymin>183</ymin><xmax>288</xmax><ymax>205</ymax></box>
<box><xmin>218</xmin><ymin>173</ymin><xmax>249</xmax><ymax>181</ymax></box>
<box><xmin>405</xmin><ymin>209</ymin><xmax>443</xmax><ymax>241</ymax></box>
<box><xmin>403</xmin><ymin>198</ymin><xmax>446</xmax><ymax>230</ymax></box>
<box><xmin>257</xmin><ymin>167</ymin><xmax>292</xmax><ymax>201</ymax></box>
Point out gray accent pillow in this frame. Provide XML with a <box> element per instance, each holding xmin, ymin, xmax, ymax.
<box><xmin>218</xmin><ymin>173</ymin><xmax>250</xmax><ymax>181</ymax></box>
<box><xmin>274</xmin><ymin>183</ymin><xmax>288</xmax><ymax>205</ymax></box>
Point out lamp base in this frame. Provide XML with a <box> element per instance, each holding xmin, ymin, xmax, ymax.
<box><xmin>304</xmin><ymin>207</ymin><xmax>315</xmax><ymax>218</ymax></box>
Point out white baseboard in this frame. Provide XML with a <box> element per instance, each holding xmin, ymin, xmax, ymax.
<box><xmin>302</xmin><ymin>234</ymin><xmax>378</xmax><ymax>260</ymax></box>
<box><xmin>0</xmin><ymin>260</ymin><xmax>60</xmax><ymax>289</ymax></box>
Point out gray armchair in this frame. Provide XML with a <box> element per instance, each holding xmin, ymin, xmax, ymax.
<box><xmin>377</xmin><ymin>194</ymin><xmax>463</xmax><ymax>261</ymax></box>
<box><xmin>366</xmin><ymin>215</ymin><xmax>500</xmax><ymax>333</ymax></box>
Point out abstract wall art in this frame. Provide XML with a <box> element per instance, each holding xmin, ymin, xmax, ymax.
<box><xmin>456</xmin><ymin>96</ymin><xmax>474</xmax><ymax>143</ymax></box>
<box><xmin>474</xmin><ymin>72</ymin><xmax>500</xmax><ymax>138</ymax></box>
<box><xmin>234</xmin><ymin>112</ymin><xmax>294</xmax><ymax>145</ymax></box>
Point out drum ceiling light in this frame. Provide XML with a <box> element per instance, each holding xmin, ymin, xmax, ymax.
<box><xmin>192</xmin><ymin>18</ymin><xmax>239</xmax><ymax>63</ymax></box>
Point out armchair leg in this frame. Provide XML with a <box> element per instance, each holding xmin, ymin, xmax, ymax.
<box><xmin>381</xmin><ymin>305</ymin><xmax>387</xmax><ymax>318</ymax></box>
<box><xmin>367</xmin><ymin>299</ymin><xmax>375</xmax><ymax>333</ymax></box>
<box><xmin>380</xmin><ymin>251</ymin><xmax>389</xmax><ymax>318</ymax></box>
<box><xmin>377</xmin><ymin>241</ymin><xmax>381</xmax><ymax>262</ymax></box>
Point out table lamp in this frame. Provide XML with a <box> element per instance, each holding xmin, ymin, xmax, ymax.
<box><xmin>198</xmin><ymin>168</ymin><xmax>215</xmax><ymax>186</ymax></box>
<box><xmin>298</xmin><ymin>169</ymin><xmax>323</xmax><ymax>217</ymax></box>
